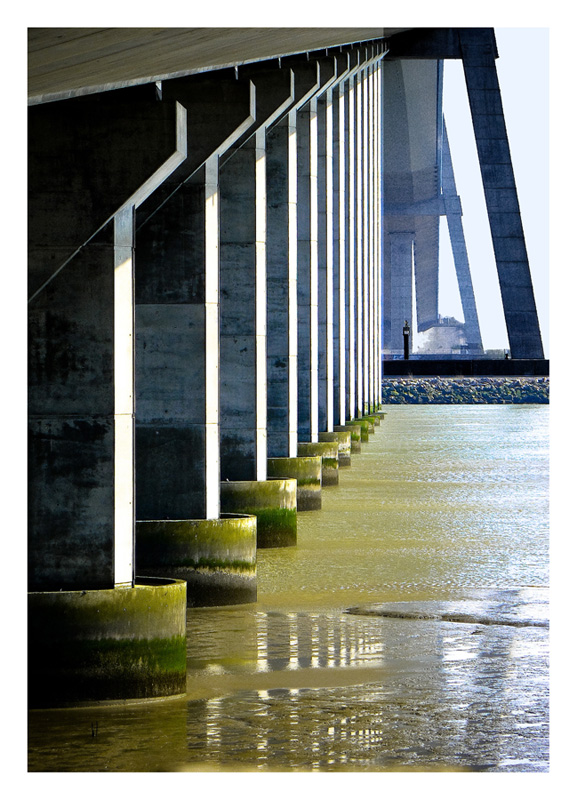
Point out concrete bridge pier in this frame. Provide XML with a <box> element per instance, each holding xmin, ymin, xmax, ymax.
<box><xmin>344</xmin><ymin>51</ymin><xmax>384</xmax><ymax>424</ymax></box>
<box><xmin>335</xmin><ymin>423</ymin><xmax>362</xmax><ymax>453</ymax></box>
<box><xmin>369</xmin><ymin>61</ymin><xmax>382</xmax><ymax>412</ymax></box>
<box><xmin>298</xmin><ymin>56</ymin><xmax>350</xmax><ymax>487</ymax></box>
<box><xmin>352</xmin><ymin>59</ymin><xmax>372</xmax><ymax>419</ymax></box>
<box><xmin>134</xmin><ymin>163</ymin><xmax>258</xmax><ymax>607</ymax></box>
<box><xmin>364</xmin><ymin>63</ymin><xmax>375</xmax><ymax>414</ymax></box>
<box><xmin>347</xmin><ymin>63</ymin><xmax>361</xmax><ymax>420</ymax></box>
<box><xmin>219</xmin><ymin>108</ymin><xmax>298</xmax><ymax>547</ymax></box>
<box><xmin>28</xmin><ymin>33</ymin><xmax>385</xmax><ymax>706</ymax></box>
<box><xmin>332</xmin><ymin>74</ymin><xmax>349</xmax><ymax>428</ymax></box>
<box><xmin>265</xmin><ymin>65</ymin><xmax>323</xmax><ymax>511</ymax></box>
<box><xmin>133</xmin><ymin>74</ymin><xmax>264</xmax><ymax>605</ymax></box>
<box><xmin>328</xmin><ymin>50</ymin><xmax>365</xmax><ymax>431</ymax></box>
<box><xmin>293</xmin><ymin>55</ymin><xmax>342</xmax><ymax>442</ymax></box>
<box><xmin>357</xmin><ymin>63</ymin><xmax>370</xmax><ymax>416</ymax></box>
<box><xmin>330</xmin><ymin>51</ymin><xmax>385</xmax><ymax>455</ymax></box>
<box><xmin>319</xmin><ymin>430</ymin><xmax>352</xmax><ymax>467</ymax></box>
<box><xmin>297</xmin><ymin>93</ymin><xmax>320</xmax><ymax>446</ymax></box>
<box><xmin>366</xmin><ymin>55</ymin><xmax>381</xmax><ymax>416</ymax></box>
<box><xmin>28</xmin><ymin>89</ymin><xmax>190</xmax><ymax>705</ymax></box>
<box><xmin>318</xmin><ymin>83</ymin><xmax>338</xmax><ymax>437</ymax></box>
<box><xmin>344</xmin><ymin>58</ymin><xmax>367</xmax><ymax>427</ymax></box>
<box><xmin>266</xmin><ymin>108</ymin><xmax>299</xmax><ymax>464</ymax></box>
<box><xmin>295</xmin><ymin>56</ymin><xmax>359</xmax><ymax>489</ymax></box>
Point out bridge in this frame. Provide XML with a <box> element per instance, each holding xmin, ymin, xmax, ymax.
<box><xmin>28</xmin><ymin>27</ymin><xmax>545</xmax><ymax>706</ymax></box>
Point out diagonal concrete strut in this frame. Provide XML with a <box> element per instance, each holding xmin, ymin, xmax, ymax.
<box><xmin>441</xmin><ymin>116</ymin><xmax>484</xmax><ymax>351</ymax></box>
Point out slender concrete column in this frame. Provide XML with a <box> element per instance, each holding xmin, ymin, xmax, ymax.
<box><xmin>339</xmin><ymin>57</ymin><xmax>363</xmax><ymax>423</ymax></box>
<box><xmin>266</xmin><ymin>110</ymin><xmax>299</xmax><ymax>459</ymax></box>
<box><xmin>332</xmin><ymin>80</ymin><xmax>347</xmax><ymax>426</ymax></box>
<box><xmin>370</xmin><ymin>63</ymin><xmax>379</xmax><ymax>410</ymax></box>
<box><xmin>347</xmin><ymin>71</ymin><xmax>359</xmax><ymax>419</ymax></box>
<box><xmin>340</xmin><ymin>52</ymin><xmax>366</xmax><ymax>420</ymax></box>
<box><xmin>459</xmin><ymin>28</ymin><xmax>544</xmax><ymax>359</ymax></box>
<box><xmin>376</xmin><ymin>62</ymin><xmax>384</xmax><ymax>401</ymax></box>
<box><xmin>306</xmin><ymin>54</ymin><xmax>350</xmax><ymax>436</ymax></box>
<box><xmin>220</xmin><ymin>128</ymin><xmax>268</xmax><ymax>480</ymax></box>
<box><xmin>362</xmin><ymin>65</ymin><xmax>373</xmax><ymax>414</ymax></box>
<box><xmin>362</xmin><ymin>53</ymin><xmax>382</xmax><ymax>413</ymax></box>
<box><xmin>370</xmin><ymin>59</ymin><xmax>382</xmax><ymax>411</ymax></box>
<box><xmin>380</xmin><ymin>62</ymin><xmax>390</xmax><ymax>354</ymax></box>
<box><xmin>135</xmin><ymin>158</ymin><xmax>220</xmax><ymax>521</ymax></box>
<box><xmin>365</xmin><ymin>55</ymin><xmax>379</xmax><ymax>413</ymax></box>
<box><xmin>114</xmin><ymin>209</ymin><xmax>138</xmax><ymax>585</ymax></box>
<box><xmin>296</xmin><ymin>97</ymin><xmax>319</xmax><ymax>443</ymax></box>
<box><xmin>361</xmin><ymin>65</ymin><xmax>371</xmax><ymax>415</ymax></box>
<box><xmin>342</xmin><ymin>75</ymin><xmax>353</xmax><ymax>423</ymax></box>
<box><xmin>374</xmin><ymin>63</ymin><xmax>384</xmax><ymax>407</ymax></box>
<box><xmin>265</xmin><ymin>61</ymin><xmax>321</xmax><ymax>460</ymax></box>
<box><xmin>337</xmin><ymin>59</ymin><xmax>357</xmax><ymax>424</ymax></box>
<box><xmin>365</xmin><ymin>65</ymin><xmax>374</xmax><ymax>413</ymax></box>
<box><xmin>372</xmin><ymin>58</ymin><xmax>384</xmax><ymax>409</ymax></box>
<box><xmin>355</xmin><ymin>66</ymin><xmax>367</xmax><ymax>416</ymax></box>
<box><xmin>287</xmin><ymin>55</ymin><xmax>339</xmax><ymax>444</ymax></box>
<box><xmin>317</xmin><ymin>91</ymin><xmax>334</xmax><ymax>434</ymax></box>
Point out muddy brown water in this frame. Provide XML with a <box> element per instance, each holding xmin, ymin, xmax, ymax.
<box><xmin>28</xmin><ymin>405</ymin><xmax>549</xmax><ymax>772</ymax></box>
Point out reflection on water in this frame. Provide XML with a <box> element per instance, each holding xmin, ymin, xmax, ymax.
<box><xmin>182</xmin><ymin>591</ymin><xmax>548</xmax><ymax>772</ymax></box>
<box><xmin>28</xmin><ymin>406</ymin><xmax>549</xmax><ymax>772</ymax></box>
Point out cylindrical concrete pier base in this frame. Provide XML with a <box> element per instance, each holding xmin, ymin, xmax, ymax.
<box><xmin>347</xmin><ymin>417</ymin><xmax>372</xmax><ymax>442</ymax></box>
<box><xmin>136</xmin><ymin>514</ymin><xmax>257</xmax><ymax>607</ymax></box>
<box><xmin>318</xmin><ymin>431</ymin><xmax>352</xmax><ymax>467</ymax></box>
<box><xmin>336</xmin><ymin>423</ymin><xmax>362</xmax><ymax>452</ymax></box>
<box><xmin>297</xmin><ymin>441</ymin><xmax>339</xmax><ymax>485</ymax></box>
<box><xmin>267</xmin><ymin>456</ymin><xmax>322</xmax><ymax>511</ymax></box>
<box><xmin>220</xmin><ymin>478</ymin><xmax>297</xmax><ymax>548</ymax></box>
<box><xmin>28</xmin><ymin>578</ymin><xmax>187</xmax><ymax>708</ymax></box>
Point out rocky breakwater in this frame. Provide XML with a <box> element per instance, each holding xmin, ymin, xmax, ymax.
<box><xmin>381</xmin><ymin>376</ymin><xmax>549</xmax><ymax>404</ymax></box>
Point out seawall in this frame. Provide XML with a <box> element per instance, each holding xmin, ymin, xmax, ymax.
<box><xmin>381</xmin><ymin>376</ymin><xmax>549</xmax><ymax>404</ymax></box>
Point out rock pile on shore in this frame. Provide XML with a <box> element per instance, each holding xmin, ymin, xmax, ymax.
<box><xmin>381</xmin><ymin>376</ymin><xmax>549</xmax><ymax>404</ymax></box>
